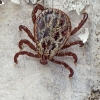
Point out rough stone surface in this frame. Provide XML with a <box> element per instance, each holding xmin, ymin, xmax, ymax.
<box><xmin>0</xmin><ymin>0</ymin><xmax>100</xmax><ymax>100</ymax></box>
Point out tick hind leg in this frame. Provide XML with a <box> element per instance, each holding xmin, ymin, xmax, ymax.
<box><xmin>56</xmin><ymin>52</ymin><xmax>78</xmax><ymax>63</ymax></box>
<box><xmin>62</xmin><ymin>41</ymin><xmax>84</xmax><ymax>49</ymax></box>
<box><xmin>32</xmin><ymin>4</ymin><xmax>44</xmax><ymax>23</ymax></box>
<box><xmin>71</xmin><ymin>13</ymin><xmax>88</xmax><ymax>35</ymax></box>
<box><xmin>19</xmin><ymin>39</ymin><xmax>36</xmax><ymax>51</ymax></box>
<box><xmin>19</xmin><ymin>25</ymin><xmax>35</xmax><ymax>42</ymax></box>
<box><xmin>50</xmin><ymin>58</ymin><xmax>74</xmax><ymax>77</ymax></box>
<box><xmin>14</xmin><ymin>51</ymin><xmax>40</xmax><ymax>64</ymax></box>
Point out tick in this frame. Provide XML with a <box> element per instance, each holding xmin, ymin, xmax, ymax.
<box><xmin>14</xmin><ymin>4</ymin><xmax>88</xmax><ymax>77</ymax></box>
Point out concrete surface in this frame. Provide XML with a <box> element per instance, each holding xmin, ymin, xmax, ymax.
<box><xmin>0</xmin><ymin>0</ymin><xmax>100</xmax><ymax>100</ymax></box>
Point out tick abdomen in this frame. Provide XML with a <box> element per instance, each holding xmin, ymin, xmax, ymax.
<box><xmin>35</xmin><ymin>8</ymin><xmax>71</xmax><ymax>58</ymax></box>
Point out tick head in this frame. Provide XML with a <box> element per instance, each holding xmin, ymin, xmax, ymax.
<box><xmin>40</xmin><ymin>54</ymin><xmax>48</xmax><ymax>65</ymax></box>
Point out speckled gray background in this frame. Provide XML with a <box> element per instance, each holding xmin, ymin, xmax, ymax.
<box><xmin>0</xmin><ymin>0</ymin><xmax>100</xmax><ymax>100</ymax></box>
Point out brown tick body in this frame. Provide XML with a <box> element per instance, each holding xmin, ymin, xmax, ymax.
<box><xmin>14</xmin><ymin>4</ymin><xmax>88</xmax><ymax>77</ymax></box>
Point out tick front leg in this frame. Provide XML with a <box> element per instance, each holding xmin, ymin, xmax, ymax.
<box><xmin>62</xmin><ymin>41</ymin><xmax>84</xmax><ymax>49</ymax></box>
<box><xmin>50</xmin><ymin>58</ymin><xmax>74</xmax><ymax>77</ymax></box>
<box><xmin>56</xmin><ymin>52</ymin><xmax>78</xmax><ymax>63</ymax></box>
<box><xmin>19</xmin><ymin>39</ymin><xmax>36</xmax><ymax>51</ymax></box>
<box><xmin>19</xmin><ymin>25</ymin><xmax>35</xmax><ymax>42</ymax></box>
<box><xmin>32</xmin><ymin>4</ymin><xmax>44</xmax><ymax>23</ymax></box>
<box><xmin>14</xmin><ymin>51</ymin><xmax>40</xmax><ymax>64</ymax></box>
<box><xmin>71</xmin><ymin>13</ymin><xmax>88</xmax><ymax>35</ymax></box>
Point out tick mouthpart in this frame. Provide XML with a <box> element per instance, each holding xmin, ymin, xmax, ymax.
<box><xmin>40</xmin><ymin>54</ymin><xmax>48</xmax><ymax>65</ymax></box>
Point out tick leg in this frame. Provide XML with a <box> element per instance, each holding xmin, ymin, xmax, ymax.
<box><xmin>71</xmin><ymin>13</ymin><xmax>88</xmax><ymax>35</ymax></box>
<box><xmin>14</xmin><ymin>51</ymin><xmax>40</xmax><ymax>64</ymax></box>
<box><xmin>19</xmin><ymin>25</ymin><xmax>35</xmax><ymax>42</ymax></box>
<box><xmin>56</xmin><ymin>52</ymin><xmax>78</xmax><ymax>63</ymax></box>
<box><xmin>32</xmin><ymin>4</ymin><xmax>44</xmax><ymax>23</ymax></box>
<box><xmin>50</xmin><ymin>58</ymin><xmax>74</xmax><ymax>77</ymax></box>
<box><xmin>19</xmin><ymin>39</ymin><xmax>36</xmax><ymax>51</ymax></box>
<box><xmin>62</xmin><ymin>41</ymin><xmax>84</xmax><ymax>49</ymax></box>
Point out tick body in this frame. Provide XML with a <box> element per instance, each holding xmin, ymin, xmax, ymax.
<box><xmin>14</xmin><ymin>4</ymin><xmax>88</xmax><ymax>77</ymax></box>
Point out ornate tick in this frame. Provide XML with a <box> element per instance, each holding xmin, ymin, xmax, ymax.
<box><xmin>14</xmin><ymin>4</ymin><xmax>88</xmax><ymax>77</ymax></box>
